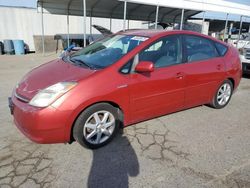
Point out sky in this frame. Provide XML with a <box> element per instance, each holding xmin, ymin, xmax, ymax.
<box><xmin>226</xmin><ymin>0</ymin><xmax>250</xmax><ymax>5</ymax></box>
<box><xmin>0</xmin><ymin>0</ymin><xmax>36</xmax><ymax>8</ymax></box>
<box><xmin>1</xmin><ymin>0</ymin><xmax>250</xmax><ymax>8</ymax></box>
<box><xmin>0</xmin><ymin>0</ymin><xmax>249</xmax><ymax>21</ymax></box>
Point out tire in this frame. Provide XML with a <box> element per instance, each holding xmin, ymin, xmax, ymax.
<box><xmin>210</xmin><ymin>80</ymin><xmax>233</xmax><ymax>109</ymax></box>
<box><xmin>73</xmin><ymin>103</ymin><xmax>120</xmax><ymax>149</ymax></box>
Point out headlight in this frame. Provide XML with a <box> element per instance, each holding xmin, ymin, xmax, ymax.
<box><xmin>29</xmin><ymin>82</ymin><xmax>77</xmax><ymax>107</ymax></box>
<box><xmin>238</xmin><ymin>48</ymin><xmax>245</xmax><ymax>55</ymax></box>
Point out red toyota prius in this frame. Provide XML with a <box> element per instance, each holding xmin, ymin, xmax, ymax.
<box><xmin>9</xmin><ymin>30</ymin><xmax>242</xmax><ymax>149</ymax></box>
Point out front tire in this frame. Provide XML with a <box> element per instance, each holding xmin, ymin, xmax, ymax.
<box><xmin>211</xmin><ymin>80</ymin><xmax>233</xmax><ymax>109</ymax></box>
<box><xmin>73</xmin><ymin>103</ymin><xmax>120</xmax><ymax>149</ymax></box>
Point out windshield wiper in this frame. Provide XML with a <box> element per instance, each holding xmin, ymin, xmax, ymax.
<box><xmin>69</xmin><ymin>58</ymin><xmax>95</xmax><ymax>69</ymax></box>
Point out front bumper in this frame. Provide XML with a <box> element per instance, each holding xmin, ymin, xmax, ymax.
<box><xmin>242</xmin><ymin>63</ymin><xmax>250</xmax><ymax>74</ymax></box>
<box><xmin>240</xmin><ymin>55</ymin><xmax>250</xmax><ymax>74</ymax></box>
<box><xmin>9</xmin><ymin>95</ymin><xmax>71</xmax><ymax>144</ymax></box>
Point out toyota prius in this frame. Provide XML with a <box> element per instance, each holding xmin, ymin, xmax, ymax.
<box><xmin>9</xmin><ymin>30</ymin><xmax>242</xmax><ymax>149</ymax></box>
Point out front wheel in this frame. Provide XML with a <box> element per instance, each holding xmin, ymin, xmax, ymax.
<box><xmin>73</xmin><ymin>103</ymin><xmax>120</xmax><ymax>149</ymax></box>
<box><xmin>211</xmin><ymin>80</ymin><xmax>233</xmax><ymax>109</ymax></box>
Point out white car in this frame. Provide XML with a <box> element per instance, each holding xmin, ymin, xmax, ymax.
<box><xmin>239</xmin><ymin>43</ymin><xmax>250</xmax><ymax>75</ymax></box>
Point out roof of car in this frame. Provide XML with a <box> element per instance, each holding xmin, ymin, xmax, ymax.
<box><xmin>118</xmin><ymin>29</ymin><xmax>198</xmax><ymax>38</ymax></box>
<box><xmin>118</xmin><ymin>29</ymin><xmax>168</xmax><ymax>37</ymax></box>
<box><xmin>118</xmin><ymin>29</ymin><xmax>229</xmax><ymax>47</ymax></box>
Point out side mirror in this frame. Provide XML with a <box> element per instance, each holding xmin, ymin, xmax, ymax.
<box><xmin>135</xmin><ymin>61</ymin><xmax>154</xmax><ymax>73</ymax></box>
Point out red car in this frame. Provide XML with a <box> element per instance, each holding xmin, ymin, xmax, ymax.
<box><xmin>9</xmin><ymin>30</ymin><xmax>242</xmax><ymax>149</ymax></box>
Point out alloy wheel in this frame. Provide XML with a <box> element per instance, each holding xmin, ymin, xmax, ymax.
<box><xmin>217</xmin><ymin>83</ymin><xmax>232</xmax><ymax>106</ymax></box>
<box><xmin>83</xmin><ymin>110</ymin><xmax>115</xmax><ymax>144</ymax></box>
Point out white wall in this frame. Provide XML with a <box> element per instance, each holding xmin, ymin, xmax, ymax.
<box><xmin>0</xmin><ymin>6</ymin><xmax>145</xmax><ymax>51</ymax></box>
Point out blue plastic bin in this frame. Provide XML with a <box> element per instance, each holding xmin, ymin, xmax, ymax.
<box><xmin>13</xmin><ymin>40</ymin><xmax>25</xmax><ymax>55</ymax></box>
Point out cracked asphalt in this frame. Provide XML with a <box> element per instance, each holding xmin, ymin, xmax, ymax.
<box><xmin>0</xmin><ymin>54</ymin><xmax>250</xmax><ymax>188</ymax></box>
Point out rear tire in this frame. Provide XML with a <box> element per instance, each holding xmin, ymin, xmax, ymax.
<box><xmin>210</xmin><ymin>80</ymin><xmax>233</xmax><ymax>109</ymax></box>
<box><xmin>73</xmin><ymin>103</ymin><xmax>120</xmax><ymax>149</ymax></box>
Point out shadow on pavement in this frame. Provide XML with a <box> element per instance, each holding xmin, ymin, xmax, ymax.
<box><xmin>242</xmin><ymin>74</ymin><xmax>250</xmax><ymax>79</ymax></box>
<box><xmin>87</xmin><ymin>130</ymin><xmax>139</xmax><ymax>188</ymax></box>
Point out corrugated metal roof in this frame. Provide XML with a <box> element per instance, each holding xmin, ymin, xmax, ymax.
<box><xmin>37</xmin><ymin>0</ymin><xmax>200</xmax><ymax>23</ymax></box>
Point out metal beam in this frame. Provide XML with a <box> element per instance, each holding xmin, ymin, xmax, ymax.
<box><xmin>110</xmin><ymin>17</ymin><xmax>112</xmax><ymax>31</ymax></box>
<box><xmin>41</xmin><ymin>3</ymin><xmax>45</xmax><ymax>55</ymax></box>
<box><xmin>90</xmin><ymin>0</ymin><xmax>100</xmax><ymax>35</ymax></box>
<box><xmin>238</xmin><ymin>15</ymin><xmax>243</xmax><ymax>40</ymax></box>
<box><xmin>180</xmin><ymin>9</ymin><xmax>184</xmax><ymax>30</ymax></box>
<box><xmin>223</xmin><ymin>13</ymin><xmax>229</xmax><ymax>42</ymax></box>
<box><xmin>67</xmin><ymin>14</ymin><xmax>70</xmax><ymax>47</ymax></box>
<box><xmin>201</xmin><ymin>11</ymin><xmax>205</xmax><ymax>34</ymax></box>
<box><xmin>90</xmin><ymin>16</ymin><xmax>92</xmax><ymax>35</ymax></box>
<box><xmin>155</xmin><ymin>5</ymin><xmax>159</xmax><ymax>29</ymax></box>
<box><xmin>123</xmin><ymin>0</ymin><xmax>127</xmax><ymax>31</ymax></box>
<box><xmin>82</xmin><ymin>0</ymin><xmax>86</xmax><ymax>47</ymax></box>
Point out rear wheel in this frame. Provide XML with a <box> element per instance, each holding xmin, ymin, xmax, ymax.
<box><xmin>73</xmin><ymin>103</ymin><xmax>120</xmax><ymax>149</ymax></box>
<box><xmin>211</xmin><ymin>80</ymin><xmax>233</xmax><ymax>109</ymax></box>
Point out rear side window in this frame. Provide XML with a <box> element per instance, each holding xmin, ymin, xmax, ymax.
<box><xmin>214</xmin><ymin>42</ymin><xmax>228</xmax><ymax>56</ymax></box>
<box><xmin>184</xmin><ymin>35</ymin><xmax>218</xmax><ymax>62</ymax></box>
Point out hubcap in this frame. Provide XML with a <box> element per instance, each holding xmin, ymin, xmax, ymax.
<box><xmin>217</xmin><ymin>83</ymin><xmax>231</xmax><ymax>106</ymax></box>
<box><xmin>83</xmin><ymin>111</ymin><xmax>115</xmax><ymax>144</ymax></box>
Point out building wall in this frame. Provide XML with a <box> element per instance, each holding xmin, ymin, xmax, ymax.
<box><xmin>0</xmin><ymin>6</ymin><xmax>145</xmax><ymax>51</ymax></box>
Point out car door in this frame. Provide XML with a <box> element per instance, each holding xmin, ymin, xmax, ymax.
<box><xmin>127</xmin><ymin>35</ymin><xmax>186</xmax><ymax>123</ymax></box>
<box><xmin>182</xmin><ymin>35</ymin><xmax>226</xmax><ymax>108</ymax></box>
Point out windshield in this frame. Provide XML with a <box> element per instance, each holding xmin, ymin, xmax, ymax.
<box><xmin>69</xmin><ymin>35</ymin><xmax>149</xmax><ymax>69</ymax></box>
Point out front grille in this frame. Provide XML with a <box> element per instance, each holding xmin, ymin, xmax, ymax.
<box><xmin>15</xmin><ymin>92</ymin><xmax>30</xmax><ymax>103</ymax></box>
<box><xmin>245</xmin><ymin>48</ymin><xmax>250</xmax><ymax>60</ymax></box>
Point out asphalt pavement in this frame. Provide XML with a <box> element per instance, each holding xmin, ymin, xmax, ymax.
<box><xmin>0</xmin><ymin>54</ymin><xmax>250</xmax><ymax>188</ymax></box>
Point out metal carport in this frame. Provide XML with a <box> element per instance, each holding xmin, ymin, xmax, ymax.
<box><xmin>37</xmin><ymin>0</ymin><xmax>250</xmax><ymax>55</ymax></box>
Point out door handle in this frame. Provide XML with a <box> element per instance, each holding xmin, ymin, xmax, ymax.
<box><xmin>176</xmin><ymin>72</ymin><xmax>184</xmax><ymax>79</ymax></box>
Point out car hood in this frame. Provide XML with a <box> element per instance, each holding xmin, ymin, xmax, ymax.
<box><xmin>237</xmin><ymin>40</ymin><xmax>250</xmax><ymax>49</ymax></box>
<box><xmin>15</xmin><ymin>58</ymin><xmax>96</xmax><ymax>100</ymax></box>
<box><xmin>243</xmin><ymin>43</ymin><xmax>250</xmax><ymax>49</ymax></box>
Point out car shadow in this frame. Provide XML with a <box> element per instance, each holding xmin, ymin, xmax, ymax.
<box><xmin>87</xmin><ymin>130</ymin><xmax>139</xmax><ymax>188</ymax></box>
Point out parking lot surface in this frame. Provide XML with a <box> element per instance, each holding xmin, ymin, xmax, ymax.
<box><xmin>0</xmin><ymin>54</ymin><xmax>250</xmax><ymax>188</ymax></box>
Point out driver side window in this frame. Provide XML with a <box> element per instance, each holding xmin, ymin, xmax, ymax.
<box><xmin>139</xmin><ymin>35</ymin><xmax>182</xmax><ymax>68</ymax></box>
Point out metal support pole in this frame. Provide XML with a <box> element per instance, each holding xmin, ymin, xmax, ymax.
<box><xmin>67</xmin><ymin>14</ymin><xmax>70</xmax><ymax>48</ymax></box>
<box><xmin>223</xmin><ymin>13</ymin><xmax>229</xmax><ymax>42</ymax></box>
<box><xmin>82</xmin><ymin>0</ymin><xmax>86</xmax><ymax>47</ymax></box>
<box><xmin>123</xmin><ymin>0</ymin><xmax>127</xmax><ymax>31</ymax></box>
<box><xmin>180</xmin><ymin>9</ymin><xmax>184</xmax><ymax>30</ymax></box>
<box><xmin>238</xmin><ymin>15</ymin><xmax>243</xmax><ymax>40</ymax></box>
<box><xmin>155</xmin><ymin>5</ymin><xmax>159</xmax><ymax>29</ymax></box>
<box><xmin>41</xmin><ymin>4</ymin><xmax>45</xmax><ymax>55</ymax></box>
<box><xmin>110</xmin><ymin>18</ymin><xmax>112</xmax><ymax>31</ymax></box>
<box><xmin>201</xmin><ymin>11</ymin><xmax>205</xmax><ymax>34</ymax></box>
<box><xmin>229</xmin><ymin>22</ymin><xmax>233</xmax><ymax>37</ymax></box>
<box><xmin>90</xmin><ymin>16</ymin><xmax>92</xmax><ymax>35</ymax></box>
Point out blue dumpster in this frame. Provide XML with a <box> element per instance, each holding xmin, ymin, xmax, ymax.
<box><xmin>13</xmin><ymin>40</ymin><xmax>25</xmax><ymax>55</ymax></box>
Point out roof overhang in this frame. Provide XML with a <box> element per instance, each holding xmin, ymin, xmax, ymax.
<box><xmin>126</xmin><ymin>0</ymin><xmax>250</xmax><ymax>17</ymax></box>
<box><xmin>37</xmin><ymin>0</ymin><xmax>200</xmax><ymax>23</ymax></box>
